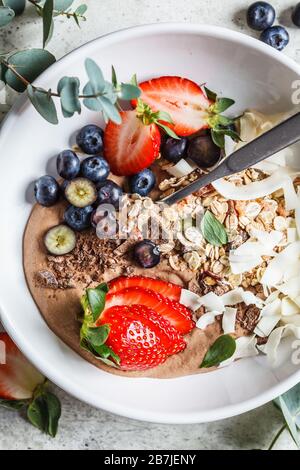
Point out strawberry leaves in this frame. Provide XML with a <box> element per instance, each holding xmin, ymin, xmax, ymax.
<box><xmin>136</xmin><ymin>99</ymin><xmax>180</xmax><ymax>139</ymax></box>
<box><xmin>27</xmin><ymin>388</ymin><xmax>61</xmax><ymax>438</ymax></box>
<box><xmin>80</xmin><ymin>284</ymin><xmax>120</xmax><ymax>367</ymax></box>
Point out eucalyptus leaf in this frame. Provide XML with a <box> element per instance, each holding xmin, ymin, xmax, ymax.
<box><xmin>98</xmin><ymin>95</ymin><xmax>121</xmax><ymax>124</ymax></box>
<box><xmin>5</xmin><ymin>48</ymin><xmax>56</xmax><ymax>92</ymax></box>
<box><xmin>201</xmin><ymin>210</ymin><xmax>228</xmax><ymax>247</ymax></box>
<box><xmin>119</xmin><ymin>83</ymin><xmax>141</xmax><ymax>101</ymax></box>
<box><xmin>87</xmin><ymin>283</ymin><xmax>108</xmax><ymax>322</ymax></box>
<box><xmin>82</xmin><ymin>81</ymin><xmax>102</xmax><ymax>111</ymax></box>
<box><xmin>277</xmin><ymin>384</ymin><xmax>300</xmax><ymax>448</ymax></box>
<box><xmin>200</xmin><ymin>335</ymin><xmax>236</xmax><ymax>368</ymax></box>
<box><xmin>85</xmin><ymin>58</ymin><xmax>105</xmax><ymax>94</ymax></box>
<box><xmin>214</xmin><ymin>97</ymin><xmax>235</xmax><ymax>114</ymax></box>
<box><xmin>57</xmin><ymin>76</ymin><xmax>81</xmax><ymax>117</ymax></box>
<box><xmin>75</xmin><ymin>3</ymin><xmax>87</xmax><ymax>15</ymax></box>
<box><xmin>27</xmin><ymin>85</ymin><xmax>58</xmax><ymax>124</ymax></box>
<box><xmin>54</xmin><ymin>0</ymin><xmax>74</xmax><ymax>10</ymax></box>
<box><xmin>0</xmin><ymin>6</ymin><xmax>15</xmax><ymax>27</ymax></box>
<box><xmin>3</xmin><ymin>0</ymin><xmax>25</xmax><ymax>15</ymax></box>
<box><xmin>42</xmin><ymin>0</ymin><xmax>54</xmax><ymax>48</ymax></box>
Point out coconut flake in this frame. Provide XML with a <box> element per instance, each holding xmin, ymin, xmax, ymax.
<box><xmin>221</xmin><ymin>287</ymin><xmax>264</xmax><ymax>308</ymax></box>
<box><xmin>261</xmin><ymin>242</ymin><xmax>300</xmax><ymax>287</ymax></box>
<box><xmin>254</xmin><ymin>315</ymin><xmax>281</xmax><ymax>337</ymax></box>
<box><xmin>277</xmin><ymin>277</ymin><xmax>300</xmax><ymax>299</ymax></box>
<box><xmin>281</xmin><ymin>297</ymin><xmax>300</xmax><ymax>316</ymax></box>
<box><xmin>196</xmin><ymin>311</ymin><xmax>219</xmax><ymax>330</ymax></box>
<box><xmin>195</xmin><ymin>292</ymin><xmax>225</xmax><ymax>313</ymax></box>
<box><xmin>180</xmin><ymin>289</ymin><xmax>203</xmax><ymax>311</ymax></box>
<box><xmin>167</xmin><ymin>159</ymin><xmax>195</xmax><ymax>178</ymax></box>
<box><xmin>212</xmin><ymin>169</ymin><xmax>292</xmax><ymax>201</ymax></box>
<box><xmin>222</xmin><ymin>307</ymin><xmax>237</xmax><ymax>334</ymax></box>
<box><xmin>262</xmin><ymin>324</ymin><xmax>300</xmax><ymax>366</ymax></box>
<box><xmin>283</xmin><ymin>178</ymin><xmax>299</xmax><ymax>211</ymax></box>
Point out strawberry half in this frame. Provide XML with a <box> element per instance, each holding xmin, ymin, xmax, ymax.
<box><xmin>108</xmin><ymin>275</ymin><xmax>182</xmax><ymax>301</ymax></box>
<box><xmin>102</xmin><ymin>287</ymin><xmax>194</xmax><ymax>335</ymax></box>
<box><xmin>132</xmin><ymin>76</ymin><xmax>211</xmax><ymax>137</ymax></box>
<box><xmin>0</xmin><ymin>333</ymin><xmax>44</xmax><ymax>400</ymax></box>
<box><xmin>104</xmin><ymin>110</ymin><xmax>161</xmax><ymax>176</ymax></box>
<box><xmin>99</xmin><ymin>304</ymin><xmax>186</xmax><ymax>370</ymax></box>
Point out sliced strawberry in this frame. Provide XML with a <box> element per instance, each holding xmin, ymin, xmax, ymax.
<box><xmin>132</xmin><ymin>76</ymin><xmax>211</xmax><ymax>137</ymax></box>
<box><xmin>99</xmin><ymin>304</ymin><xmax>186</xmax><ymax>370</ymax></box>
<box><xmin>108</xmin><ymin>275</ymin><xmax>182</xmax><ymax>301</ymax></box>
<box><xmin>101</xmin><ymin>287</ymin><xmax>194</xmax><ymax>335</ymax></box>
<box><xmin>0</xmin><ymin>333</ymin><xmax>44</xmax><ymax>400</ymax></box>
<box><xmin>104</xmin><ymin>110</ymin><xmax>161</xmax><ymax>176</ymax></box>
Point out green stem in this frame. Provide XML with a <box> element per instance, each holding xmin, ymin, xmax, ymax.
<box><xmin>268</xmin><ymin>424</ymin><xmax>287</xmax><ymax>451</ymax></box>
<box><xmin>27</xmin><ymin>0</ymin><xmax>86</xmax><ymax>20</ymax></box>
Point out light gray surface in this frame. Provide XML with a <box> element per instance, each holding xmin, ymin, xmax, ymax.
<box><xmin>0</xmin><ymin>0</ymin><xmax>299</xmax><ymax>450</ymax></box>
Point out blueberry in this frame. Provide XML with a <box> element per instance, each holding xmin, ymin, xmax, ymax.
<box><xmin>162</xmin><ymin>137</ymin><xmax>188</xmax><ymax>163</ymax></box>
<box><xmin>97</xmin><ymin>180</ymin><xmax>123</xmax><ymax>210</ymax></box>
<box><xmin>292</xmin><ymin>3</ymin><xmax>300</xmax><ymax>27</ymax></box>
<box><xmin>247</xmin><ymin>2</ymin><xmax>275</xmax><ymax>31</ymax></box>
<box><xmin>34</xmin><ymin>175</ymin><xmax>59</xmax><ymax>207</ymax></box>
<box><xmin>57</xmin><ymin>150</ymin><xmax>80</xmax><ymax>180</ymax></box>
<box><xmin>81</xmin><ymin>156</ymin><xmax>110</xmax><ymax>183</ymax></box>
<box><xmin>64</xmin><ymin>205</ymin><xmax>93</xmax><ymax>232</ymax></box>
<box><xmin>187</xmin><ymin>135</ymin><xmax>221</xmax><ymax>169</ymax></box>
<box><xmin>134</xmin><ymin>240</ymin><xmax>161</xmax><ymax>269</ymax></box>
<box><xmin>260</xmin><ymin>26</ymin><xmax>289</xmax><ymax>51</ymax></box>
<box><xmin>76</xmin><ymin>125</ymin><xmax>104</xmax><ymax>155</ymax></box>
<box><xmin>129</xmin><ymin>169</ymin><xmax>156</xmax><ymax>197</ymax></box>
<box><xmin>60</xmin><ymin>180</ymin><xmax>69</xmax><ymax>198</ymax></box>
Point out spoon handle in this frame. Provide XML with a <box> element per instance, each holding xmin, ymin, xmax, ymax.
<box><xmin>161</xmin><ymin>111</ymin><xmax>300</xmax><ymax>206</ymax></box>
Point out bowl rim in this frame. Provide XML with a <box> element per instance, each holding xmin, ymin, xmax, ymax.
<box><xmin>1</xmin><ymin>22</ymin><xmax>300</xmax><ymax>424</ymax></box>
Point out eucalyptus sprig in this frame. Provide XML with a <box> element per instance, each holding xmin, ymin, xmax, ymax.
<box><xmin>0</xmin><ymin>1</ymin><xmax>87</xmax><ymax>47</ymax></box>
<box><xmin>0</xmin><ymin>55</ymin><xmax>141</xmax><ymax>124</ymax></box>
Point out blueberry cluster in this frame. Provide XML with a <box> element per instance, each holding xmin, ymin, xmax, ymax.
<box><xmin>246</xmin><ymin>1</ymin><xmax>300</xmax><ymax>51</ymax></box>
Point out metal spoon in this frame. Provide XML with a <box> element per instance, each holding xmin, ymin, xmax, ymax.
<box><xmin>161</xmin><ymin>112</ymin><xmax>300</xmax><ymax>206</ymax></box>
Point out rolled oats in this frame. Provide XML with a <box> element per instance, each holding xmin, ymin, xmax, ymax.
<box><xmin>245</xmin><ymin>202</ymin><xmax>261</xmax><ymax>218</ymax></box>
<box><xmin>183</xmin><ymin>251</ymin><xmax>202</xmax><ymax>271</ymax></box>
<box><xmin>273</xmin><ymin>215</ymin><xmax>288</xmax><ymax>231</ymax></box>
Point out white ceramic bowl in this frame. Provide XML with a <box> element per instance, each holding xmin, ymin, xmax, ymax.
<box><xmin>1</xmin><ymin>24</ymin><xmax>300</xmax><ymax>424</ymax></box>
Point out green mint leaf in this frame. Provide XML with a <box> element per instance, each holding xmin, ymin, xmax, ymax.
<box><xmin>277</xmin><ymin>384</ymin><xmax>300</xmax><ymax>448</ymax></box>
<box><xmin>5</xmin><ymin>49</ymin><xmax>56</xmax><ymax>92</ymax></box>
<box><xmin>156</xmin><ymin>122</ymin><xmax>180</xmax><ymax>140</ymax></box>
<box><xmin>214</xmin><ymin>97</ymin><xmax>235</xmax><ymax>114</ymax></box>
<box><xmin>0</xmin><ymin>6</ymin><xmax>15</xmax><ymax>27</ymax></box>
<box><xmin>111</xmin><ymin>65</ymin><xmax>118</xmax><ymax>88</ymax></box>
<box><xmin>201</xmin><ymin>210</ymin><xmax>228</xmax><ymax>247</ymax></box>
<box><xmin>200</xmin><ymin>335</ymin><xmax>236</xmax><ymax>368</ymax></box>
<box><xmin>27</xmin><ymin>85</ymin><xmax>58</xmax><ymax>125</ymax></box>
<box><xmin>54</xmin><ymin>0</ymin><xmax>74</xmax><ymax>10</ymax></box>
<box><xmin>84</xmin><ymin>58</ymin><xmax>105</xmax><ymax>94</ymax></box>
<box><xmin>87</xmin><ymin>283</ymin><xmax>108</xmax><ymax>322</ymax></box>
<box><xmin>85</xmin><ymin>325</ymin><xmax>110</xmax><ymax>347</ymax></box>
<box><xmin>43</xmin><ymin>391</ymin><xmax>61</xmax><ymax>438</ymax></box>
<box><xmin>57</xmin><ymin>76</ymin><xmax>81</xmax><ymax>117</ymax></box>
<box><xmin>3</xmin><ymin>0</ymin><xmax>25</xmax><ymax>16</ymax></box>
<box><xmin>74</xmin><ymin>3</ymin><xmax>87</xmax><ymax>16</ymax></box>
<box><xmin>0</xmin><ymin>398</ymin><xmax>29</xmax><ymax>410</ymax></box>
<box><xmin>42</xmin><ymin>0</ymin><xmax>54</xmax><ymax>48</ymax></box>
<box><xmin>204</xmin><ymin>86</ymin><xmax>217</xmax><ymax>102</ymax></box>
<box><xmin>119</xmin><ymin>83</ymin><xmax>141</xmax><ymax>101</ymax></box>
<box><xmin>211</xmin><ymin>129</ymin><xmax>225</xmax><ymax>149</ymax></box>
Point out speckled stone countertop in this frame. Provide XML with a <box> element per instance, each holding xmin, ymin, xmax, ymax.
<box><xmin>0</xmin><ymin>0</ymin><xmax>299</xmax><ymax>450</ymax></box>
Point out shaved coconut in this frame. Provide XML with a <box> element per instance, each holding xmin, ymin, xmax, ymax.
<box><xmin>265</xmin><ymin>291</ymin><xmax>280</xmax><ymax>304</ymax></box>
<box><xmin>167</xmin><ymin>159</ymin><xmax>195</xmax><ymax>178</ymax></box>
<box><xmin>196</xmin><ymin>292</ymin><xmax>225</xmax><ymax>313</ymax></box>
<box><xmin>222</xmin><ymin>307</ymin><xmax>237</xmax><ymax>334</ymax></box>
<box><xmin>196</xmin><ymin>311</ymin><xmax>219</xmax><ymax>330</ymax></box>
<box><xmin>277</xmin><ymin>277</ymin><xmax>300</xmax><ymax>299</ymax></box>
<box><xmin>262</xmin><ymin>324</ymin><xmax>300</xmax><ymax>366</ymax></box>
<box><xmin>212</xmin><ymin>169</ymin><xmax>292</xmax><ymax>201</ymax></box>
<box><xmin>250</xmin><ymin>229</ymin><xmax>283</xmax><ymax>249</ymax></box>
<box><xmin>293</xmin><ymin>296</ymin><xmax>300</xmax><ymax>308</ymax></box>
<box><xmin>219</xmin><ymin>335</ymin><xmax>258</xmax><ymax>368</ymax></box>
<box><xmin>261</xmin><ymin>242</ymin><xmax>300</xmax><ymax>287</ymax></box>
<box><xmin>221</xmin><ymin>287</ymin><xmax>264</xmax><ymax>308</ymax></box>
<box><xmin>180</xmin><ymin>289</ymin><xmax>203</xmax><ymax>311</ymax></box>
<box><xmin>260</xmin><ymin>298</ymin><xmax>282</xmax><ymax>317</ymax></box>
<box><xmin>254</xmin><ymin>315</ymin><xmax>280</xmax><ymax>337</ymax></box>
<box><xmin>281</xmin><ymin>314</ymin><xmax>300</xmax><ymax>326</ymax></box>
<box><xmin>281</xmin><ymin>297</ymin><xmax>300</xmax><ymax>316</ymax></box>
<box><xmin>283</xmin><ymin>178</ymin><xmax>299</xmax><ymax>211</ymax></box>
